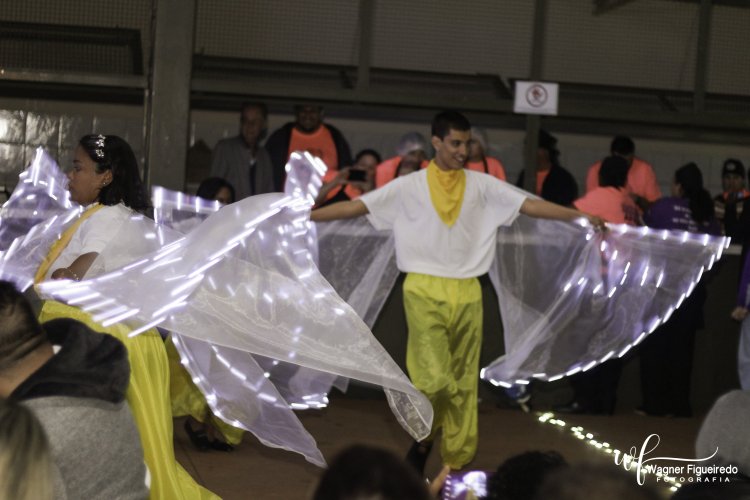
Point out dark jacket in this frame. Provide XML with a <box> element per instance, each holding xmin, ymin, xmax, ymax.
<box><xmin>265</xmin><ymin>122</ymin><xmax>352</xmax><ymax>191</ymax></box>
<box><xmin>11</xmin><ymin>318</ymin><xmax>148</xmax><ymax>500</ymax></box>
<box><xmin>516</xmin><ymin>165</ymin><xmax>579</xmax><ymax>207</ymax></box>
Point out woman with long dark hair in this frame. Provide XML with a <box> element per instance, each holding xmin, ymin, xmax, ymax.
<box><xmin>36</xmin><ymin>134</ymin><xmax>218</xmax><ymax>498</ymax></box>
<box><xmin>638</xmin><ymin>162</ymin><xmax>719</xmax><ymax>417</ymax></box>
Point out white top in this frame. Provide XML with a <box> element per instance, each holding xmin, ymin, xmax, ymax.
<box><xmin>46</xmin><ymin>204</ymin><xmax>132</xmax><ymax>280</ymax></box>
<box><xmin>360</xmin><ymin>169</ymin><xmax>527</xmax><ymax>279</ymax></box>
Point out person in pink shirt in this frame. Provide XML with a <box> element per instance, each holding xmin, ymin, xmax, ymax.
<box><xmin>575</xmin><ymin>156</ymin><xmax>641</xmax><ymax>225</ymax></box>
<box><xmin>585</xmin><ymin>136</ymin><xmax>661</xmax><ymax>210</ymax></box>
<box><xmin>374</xmin><ymin>132</ymin><xmax>430</xmax><ymax>188</ymax></box>
<box><xmin>466</xmin><ymin>127</ymin><xmax>506</xmax><ymax>181</ymax></box>
<box><xmin>557</xmin><ymin>155</ymin><xmax>639</xmax><ymax>416</ymax></box>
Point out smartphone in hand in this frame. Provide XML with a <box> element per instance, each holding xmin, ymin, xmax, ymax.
<box><xmin>442</xmin><ymin>470</ymin><xmax>488</xmax><ymax>500</ymax></box>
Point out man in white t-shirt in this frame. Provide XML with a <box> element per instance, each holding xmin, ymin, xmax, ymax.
<box><xmin>311</xmin><ymin>111</ymin><xmax>604</xmax><ymax>474</ymax></box>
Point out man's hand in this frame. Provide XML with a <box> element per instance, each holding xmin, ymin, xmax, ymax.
<box><xmin>586</xmin><ymin>214</ymin><xmax>607</xmax><ymax>232</ymax></box>
<box><xmin>428</xmin><ymin>465</ymin><xmax>451</xmax><ymax>498</ymax></box>
<box><xmin>731</xmin><ymin>306</ymin><xmax>748</xmax><ymax>321</ymax></box>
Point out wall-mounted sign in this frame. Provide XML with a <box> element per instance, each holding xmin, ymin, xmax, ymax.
<box><xmin>513</xmin><ymin>81</ymin><xmax>559</xmax><ymax>116</ymax></box>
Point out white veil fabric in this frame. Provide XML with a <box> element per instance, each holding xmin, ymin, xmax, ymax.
<box><xmin>0</xmin><ymin>150</ymin><xmax>433</xmax><ymax>466</ymax></box>
<box><xmin>483</xmin><ymin>213</ymin><xmax>728</xmax><ymax>385</ymax></box>
<box><xmin>0</xmin><ymin>148</ymin><xmax>75</xmax><ymax>251</ymax></box>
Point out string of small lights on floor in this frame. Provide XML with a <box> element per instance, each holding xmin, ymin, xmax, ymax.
<box><xmin>536</xmin><ymin>412</ymin><xmax>682</xmax><ymax>494</ymax></box>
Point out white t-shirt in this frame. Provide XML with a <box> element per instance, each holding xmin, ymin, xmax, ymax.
<box><xmin>360</xmin><ymin>169</ymin><xmax>527</xmax><ymax>279</ymax></box>
<box><xmin>46</xmin><ymin>204</ymin><xmax>132</xmax><ymax>280</ymax></box>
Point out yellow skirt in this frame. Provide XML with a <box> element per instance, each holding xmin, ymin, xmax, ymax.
<box><xmin>165</xmin><ymin>336</ymin><xmax>245</xmax><ymax>446</ymax></box>
<box><xmin>39</xmin><ymin>301</ymin><xmax>219</xmax><ymax>500</ymax></box>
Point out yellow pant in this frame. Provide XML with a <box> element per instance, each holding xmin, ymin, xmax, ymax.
<box><xmin>403</xmin><ymin>273</ymin><xmax>482</xmax><ymax>469</ymax></box>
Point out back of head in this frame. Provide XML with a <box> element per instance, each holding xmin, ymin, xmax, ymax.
<box><xmin>312</xmin><ymin>444</ymin><xmax>431</xmax><ymax>500</ymax></box>
<box><xmin>534</xmin><ymin>464</ymin><xmax>661</xmax><ymax>500</ymax></box>
<box><xmin>599</xmin><ymin>155</ymin><xmax>630</xmax><ymax>188</ymax></box>
<box><xmin>696</xmin><ymin>390</ymin><xmax>750</xmax><ymax>477</ymax></box>
<box><xmin>487</xmin><ymin>450</ymin><xmax>568</xmax><ymax>500</ymax></box>
<box><xmin>538</xmin><ymin>130</ymin><xmax>561</xmax><ymax>167</ymax></box>
<box><xmin>196</xmin><ymin>177</ymin><xmax>236</xmax><ymax>203</ymax></box>
<box><xmin>0</xmin><ymin>399</ymin><xmax>54</xmax><ymax>500</ymax></box>
<box><xmin>674</xmin><ymin>162</ymin><xmax>714</xmax><ymax>224</ymax></box>
<box><xmin>78</xmin><ymin>134</ymin><xmax>148</xmax><ymax>210</ymax></box>
<box><xmin>432</xmin><ymin>111</ymin><xmax>471</xmax><ymax>139</ymax></box>
<box><xmin>0</xmin><ymin>281</ymin><xmax>45</xmax><ymax>373</ymax></box>
<box><xmin>610</xmin><ymin>136</ymin><xmax>635</xmax><ymax>157</ymax></box>
<box><xmin>396</xmin><ymin>132</ymin><xmax>429</xmax><ymax>157</ymax></box>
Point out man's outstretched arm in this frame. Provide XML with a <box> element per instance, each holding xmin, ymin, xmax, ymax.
<box><xmin>310</xmin><ymin>199</ymin><xmax>369</xmax><ymax>222</ymax></box>
<box><xmin>520</xmin><ymin>198</ymin><xmax>606</xmax><ymax>230</ymax></box>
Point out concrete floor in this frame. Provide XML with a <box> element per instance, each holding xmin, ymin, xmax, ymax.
<box><xmin>173</xmin><ymin>397</ymin><xmax>703</xmax><ymax>499</ymax></box>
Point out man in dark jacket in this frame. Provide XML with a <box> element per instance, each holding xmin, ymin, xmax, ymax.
<box><xmin>209</xmin><ymin>101</ymin><xmax>275</xmax><ymax>200</ymax></box>
<box><xmin>265</xmin><ymin>104</ymin><xmax>352</xmax><ymax>191</ymax></box>
<box><xmin>516</xmin><ymin>129</ymin><xmax>579</xmax><ymax>206</ymax></box>
<box><xmin>0</xmin><ymin>281</ymin><xmax>148</xmax><ymax>500</ymax></box>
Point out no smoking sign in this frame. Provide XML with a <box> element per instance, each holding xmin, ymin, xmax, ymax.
<box><xmin>514</xmin><ymin>81</ymin><xmax>559</xmax><ymax>115</ymax></box>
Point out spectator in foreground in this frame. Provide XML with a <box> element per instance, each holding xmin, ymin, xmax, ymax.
<box><xmin>0</xmin><ymin>399</ymin><xmax>54</xmax><ymax>500</ymax></box>
<box><xmin>0</xmin><ymin>280</ymin><xmax>149</xmax><ymax>499</ymax></box>
<box><xmin>486</xmin><ymin>450</ymin><xmax>568</xmax><ymax>500</ymax></box>
<box><xmin>534</xmin><ymin>464</ymin><xmax>661</xmax><ymax>500</ymax></box>
<box><xmin>311</xmin><ymin>444</ymin><xmax>432</xmax><ymax>500</ymax></box>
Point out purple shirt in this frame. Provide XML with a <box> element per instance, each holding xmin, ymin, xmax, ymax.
<box><xmin>645</xmin><ymin>197</ymin><xmax>720</xmax><ymax>235</ymax></box>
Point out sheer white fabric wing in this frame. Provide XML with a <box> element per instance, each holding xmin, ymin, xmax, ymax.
<box><xmin>152</xmin><ymin>185</ymin><xmax>339</xmax><ymax>410</ymax></box>
<box><xmin>0</xmin><ymin>148</ymin><xmax>74</xmax><ymax>251</ymax></box>
<box><xmin>0</xmin><ymin>149</ymin><xmax>80</xmax><ymax>290</ymax></box>
<box><xmin>483</xmin><ymin>215</ymin><xmax>728</xmax><ymax>385</ymax></box>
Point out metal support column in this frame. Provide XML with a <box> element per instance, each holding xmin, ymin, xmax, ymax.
<box><xmin>694</xmin><ymin>0</ymin><xmax>712</xmax><ymax>113</ymax></box>
<box><xmin>144</xmin><ymin>0</ymin><xmax>196</xmax><ymax>190</ymax></box>
<box><xmin>356</xmin><ymin>0</ymin><xmax>374</xmax><ymax>92</ymax></box>
<box><xmin>523</xmin><ymin>0</ymin><xmax>547</xmax><ymax>193</ymax></box>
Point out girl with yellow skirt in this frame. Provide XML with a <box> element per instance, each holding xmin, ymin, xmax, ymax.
<box><xmin>36</xmin><ymin>134</ymin><xmax>218</xmax><ymax>500</ymax></box>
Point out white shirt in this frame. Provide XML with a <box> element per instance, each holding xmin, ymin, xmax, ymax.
<box><xmin>46</xmin><ymin>204</ymin><xmax>132</xmax><ymax>280</ymax></box>
<box><xmin>360</xmin><ymin>169</ymin><xmax>526</xmax><ymax>279</ymax></box>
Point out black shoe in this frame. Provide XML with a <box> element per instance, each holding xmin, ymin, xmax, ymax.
<box><xmin>209</xmin><ymin>439</ymin><xmax>235</xmax><ymax>452</ymax></box>
<box><xmin>553</xmin><ymin>401</ymin><xmax>589</xmax><ymax>414</ymax></box>
<box><xmin>184</xmin><ymin>419</ymin><xmax>211</xmax><ymax>451</ymax></box>
<box><xmin>405</xmin><ymin>440</ymin><xmax>432</xmax><ymax>476</ymax></box>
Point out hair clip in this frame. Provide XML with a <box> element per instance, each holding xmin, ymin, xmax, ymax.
<box><xmin>94</xmin><ymin>134</ymin><xmax>106</xmax><ymax>159</ymax></box>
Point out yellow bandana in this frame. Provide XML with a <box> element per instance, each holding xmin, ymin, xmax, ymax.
<box><xmin>34</xmin><ymin>204</ymin><xmax>104</xmax><ymax>284</ymax></box>
<box><xmin>426</xmin><ymin>160</ymin><xmax>466</xmax><ymax>227</ymax></box>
